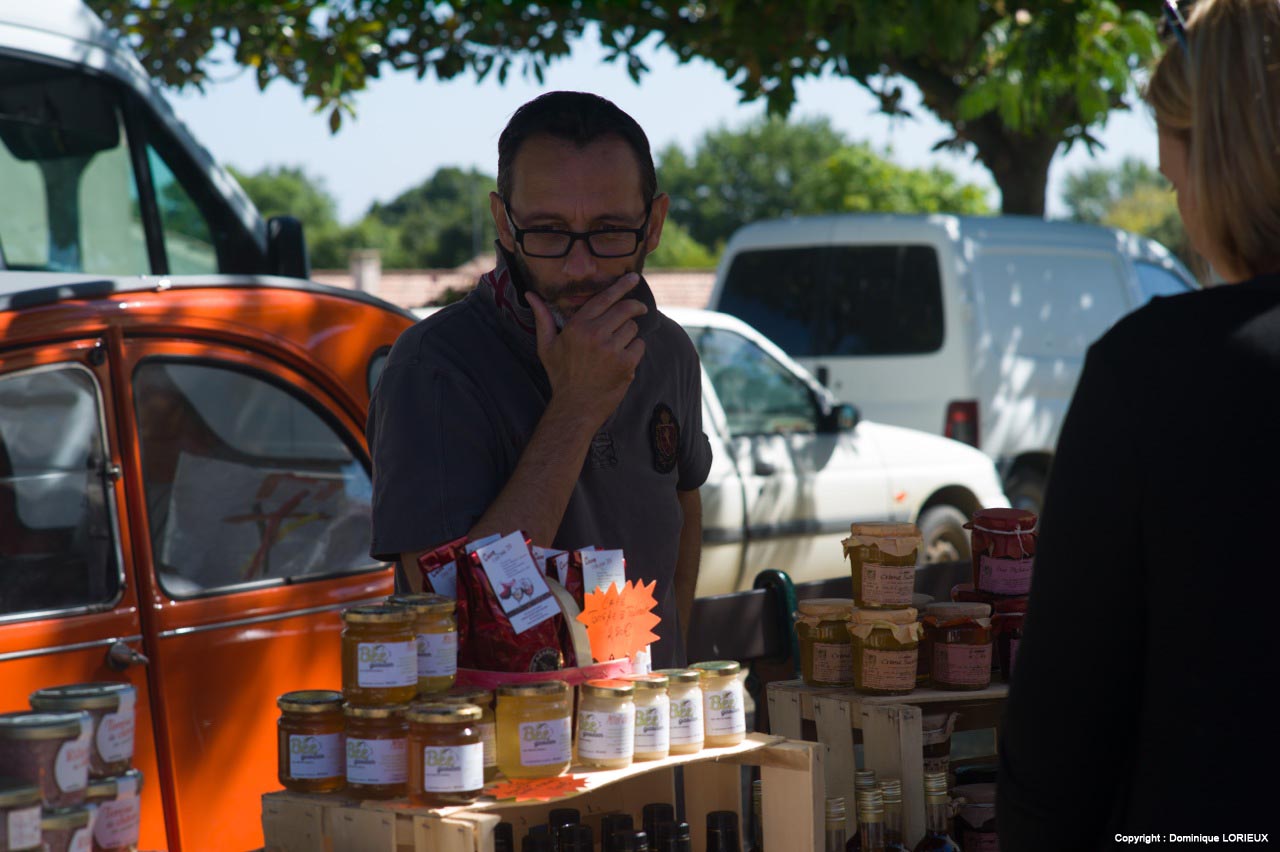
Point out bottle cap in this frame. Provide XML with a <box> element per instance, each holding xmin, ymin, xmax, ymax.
<box><xmin>854</xmin><ymin>769</ymin><xmax>879</xmax><ymax>790</ymax></box>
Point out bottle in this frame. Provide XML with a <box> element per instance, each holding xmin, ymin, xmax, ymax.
<box><xmin>825</xmin><ymin>797</ymin><xmax>849</xmax><ymax>852</ymax></box>
<box><xmin>705</xmin><ymin>811</ymin><xmax>740</xmax><ymax>852</ymax></box>
<box><xmin>644</xmin><ymin>803</ymin><xmax>676</xmax><ymax>840</ymax></box>
<box><xmin>549</xmin><ymin>808</ymin><xmax>581</xmax><ymax>847</ymax></box>
<box><xmin>847</xmin><ymin>769</ymin><xmax>878</xmax><ymax>852</ymax></box>
<box><xmin>602</xmin><ymin>814</ymin><xmax>636</xmax><ymax>852</ymax></box>
<box><xmin>748</xmin><ymin>778</ymin><xmax>764</xmax><ymax>851</ymax></box>
<box><xmin>879</xmin><ymin>779</ymin><xmax>909</xmax><ymax>851</ymax></box>
<box><xmin>557</xmin><ymin>823</ymin><xmax>593</xmax><ymax>852</ymax></box>
<box><xmin>674</xmin><ymin>822</ymin><xmax>692</xmax><ymax>852</ymax></box>
<box><xmin>856</xmin><ymin>789</ymin><xmax>886</xmax><ymax>851</ymax></box>
<box><xmin>494</xmin><ymin>822</ymin><xmax>514</xmax><ymax>852</ymax></box>
<box><xmin>910</xmin><ymin>773</ymin><xmax>961</xmax><ymax>852</ymax></box>
<box><xmin>630</xmin><ymin>830</ymin><xmax>652</xmax><ymax>852</ymax></box>
<box><xmin>653</xmin><ymin>821</ymin><xmax>679</xmax><ymax>852</ymax></box>
<box><xmin>523</xmin><ymin>824</ymin><xmax>553</xmax><ymax>852</ymax></box>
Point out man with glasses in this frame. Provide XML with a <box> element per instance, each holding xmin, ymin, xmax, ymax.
<box><xmin>368</xmin><ymin>91</ymin><xmax>713</xmax><ymax>668</ymax></box>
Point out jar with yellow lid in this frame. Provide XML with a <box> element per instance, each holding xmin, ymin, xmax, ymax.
<box><xmin>691</xmin><ymin>661</ymin><xmax>745</xmax><ymax>748</ymax></box>
<box><xmin>495</xmin><ymin>681</ymin><xmax>572</xmax><ymax>779</ymax></box>
<box><xmin>576</xmin><ymin>680</ymin><xmax>636</xmax><ymax>770</ymax></box>
<box><xmin>922</xmin><ymin>602</ymin><xmax>993</xmax><ymax>691</ymax></box>
<box><xmin>843</xmin><ymin>523</ymin><xmax>922</xmax><ymax>610</ymax></box>
<box><xmin>406</xmin><ymin>704</ymin><xmax>484</xmax><ymax>807</ymax></box>
<box><xmin>84</xmin><ymin>768</ymin><xmax>143</xmax><ymax>852</ymax></box>
<box><xmin>0</xmin><ymin>780</ymin><xmax>41</xmax><ymax>852</ymax></box>
<box><xmin>276</xmin><ymin>691</ymin><xmax>345</xmax><ymax>793</ymax></box>
<box><xmin>621</xmin><ymin>674</ymin><xmax>670</xmax><ymax>761</ymax></box>
<box><xmin>794</xmin><ymin>598</ymin><xmax>856</xmax><ymax>687</ymax></box>
<box><xmin>387</xmin><ymin>593</ymin><xmax>458</xmax><ymax>696</ymax></box>
<box><xmin>436</xmin><ymin>688</ymin><xmax>497</xmax><ymax>782</ymax></box>
<box><xmin>341</xmin><ymin>605</ymin><xmax>417</xmax><ymax>706</ymax></box>
<box><xmin>40</xmin><ymin>806</ymin><xmax>90</xmax><ymax>852</ymax></box>
<box><xmin>343</xmin><ymin>704</ymin><xmax>408</xmax><ymax>799</ymax></box>
<box><xmin>30</xmin><ymin>682</ymin><xmax>136</xmax><ymax>779</ymax></box>
<box><xmin>0</xmin><ymin>711</ymin><xmax>90</xmax><ymax>809</ymax></box>
<box><xmin>654</xmin><ymin>669</ymin><xmax>703</xmax><ymax>755</ymax></box>
<box><xmin>849</xmin><ymin>608</ymin><xmax>920</xmax><ymax>696</ymax></box>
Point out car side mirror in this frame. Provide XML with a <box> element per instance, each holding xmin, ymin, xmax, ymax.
<box><xmin>819</xmin><ymin>402</ymin><xmax>859</xmax><ymax>434</ymax></box>
<box><xmin>267</xmin><ymin>216</ymin><xmax>310</xmax><ymax>279</ymax></box>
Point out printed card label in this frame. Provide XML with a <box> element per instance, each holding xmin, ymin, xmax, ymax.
<box><xmin>347</xmin><ymin>737</ymin><xmax>408</xmax><ymax>785</ymax></box>
<box><xmin>932</xmin><ymin>644</ymin><xmax>992</xmax><ymax>686</ymax></box>
<box><xmin>551</xmin><ymin>552</ymin><xmax>572</xmax><ymax>585</ymax></box>
<box><xmin>465</xmin><ymin>534</ymin><xmax>502</xmax><ymax>554</ymax></box>
<box><xmin>581</xmin><ymin>549</ymin><xmax>627</xmax><ymax>595</ymax></box>
<box><xmin>426</xmin><ymin>559</ymin><xmax>458</xmax><ymax>599</ymax></box>
<box><xmin>964</xmin><ymin>831</ymin><xmax>1000</xmax><ymax>852</ymax></box>
<box><xmin>635</xmin><ymin>696</ymin><xmax>670</xmax><ymax>753</ymax></box>
<box><xmin>69</xmin><ymin>827</ymin><xmax>91</xmax><ymax>852</ymax></box>
<box><xmin>861</xmin><ymin>649</ymin><xmax>917</xmax><ymax>691</ymax></box>
<box><xmin>669</xmin><ymin>695</ymin><xmax>704</xmax><ymax>745</ymax></box>
<box><xmin>55</xmin><ymin>718</ymin><xmax>90</xmax><ymax>793</ymax></box>
<box><xmin>93</xmin><ymin>794</ymin><xmax>141</xmax><ymax>848</ymax></box>
<box><xmin>977</xmin><ymin>555</ymin><xmax>1034</xmax><ymax>595</ymax></box>
<box><xmin>704</xmin><ymin>684</ymin><xmax>746</xmax><ymax>736</ymax></box>
<box><xmin>578</xmin><ymin>709</ymin><xmax>634</xmax><ymax>761</ymax></box>
<box><xmin>478</xmin><ymin>721</ymin><xmax>497</xmax><ymax>768</ymax></box>
<box><xmin>860</xmin><ymin>562</ymin><xmax>915</xmax><ymax>606</ymax></box>
<box><xmin>924</xmin><ymin>755</ymin><xmax>950</xmax><ymax>776</ymax></box>
<box><xmin>531</xmin><ymin>546</ymin><xmax>566</xmax><ymax>578</ymax></box>
<box><xmin>477</xmin><ymin>532</ymin><xmax>560</xmax><ymax>634</ymax></box>
<box><xmin>422</xmin><ymin>742</ymin><xmax>483</xmax><ymax>793</ymax></box>
<box><xmin>416</xmin><ymin>632</ymin><xmax>458</xmax><ymax>678</ymax></box>
<box><xmin>518</xmin><ymin>717</ymin><xmax>572</xmax><ymax>767</ymax></box>
<box><xmin>96</xmin><ymin>689</ymin><xmax>136</xmax><ymax>764</ymax></box>
<box><xmin>289</xmin><ymin>733</ymin><xmax>343</xmax><ymax>779</ymax></box>
<box><xmin>6</xmin><ymin>806</ymin><xmax>41</xmax><ymax>850</ymax></box>
<box><xmin>356</xmin><ymin>640</ymin><xmax>417</xmax><ymax>688</ymax></box>
<box><xmin>811</xmin><ymin>642</ymin><xmax>854</xmax><ymax>683</ymax></box>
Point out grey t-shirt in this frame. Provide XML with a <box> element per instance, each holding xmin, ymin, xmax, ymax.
<box><xmin>367</xmin><ymin>256</ymin><xmax>713</xmax><ymax>667</ymax></box>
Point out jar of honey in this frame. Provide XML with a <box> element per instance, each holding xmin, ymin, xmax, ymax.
<box><xmin>622</xmin><ymin>674</ymin><xmax>670</xmax><ymax>761</ymax></box>
<box><xmin>966</xmin><ymin>508</ymin><xmax>1037</xmax><ymax>597</ymax></box>
<box><xmin>844</xmin><ymin>523</ymin><xmax>922</xmax><ymax>609</ymax></box>
<box><xmin>341</xmin><ymin>605</ymin><xmax>417</xmax><ymax>706</ymax></box>
<box><xmin>922</xmin><ymin>603</ymin><xmax>993</xmax><ymax>691</ymax></box>
<box><xmin>343</xmin><ymin>704</ymin><xmax>408</xmax><ymax>799</ymax></box>
<box><xmin>849</xmin><ymin>608</ymin><xmax>920</xmax><ymax>696</ymax></box>
<box><xmin>577</xmin><ymin>680</ymin><xmax>635</xmax><ymax>770</ymax></box>
<box><xmin>654</xmin><ymin>669</ymin><xmax>703</xmax><ymax>755</ymax></box>
<box><xmin>992</xmin><ymin>598</ymin><xmax>1028</xmax><ymax>682</ymax></box>
<box><xmin>406</xmin><ymin>704</ymin><xmax>484</xmax><ymax>807</ymax></box>
<box><xmin>387</xmin><ymin>593</ymin><xmax>458</xmax><ymax>696</ymax></box>
<box><xmin>495</xmin><ymin>681</ymin><xmax>573</xmax><ymax>779</ymax></box>
<box><xmin>691</xmin><ymin>661</ymin><xmax>745</xmax><ymax>748</ymax></box>
<box><xmin>794</xmin><ymin>598</ymin><xmax>855</xmax><ymax>687</ymax></box>
<box><xmin>436</xmin><ymin>688</ymin><xmax>497</xmax><ymax>782</ymax></box>
<box><xmin>276</xmin><ymin>691</ymin><xmax>345</xmax><ymax>793</ymax></box>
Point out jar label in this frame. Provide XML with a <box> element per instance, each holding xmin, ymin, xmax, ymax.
<box><xmin>860</xmin><ymin>649</ymin><xmax>916</xmax><ymax>691</ymax></box>
<box><xmin>94</xmin><ymin>791</ymin><xmax>141</xmax><ymax>847</ymax></box>
<box><xmin>861</xmin><ymin>562</ymin><xmax>914</xmax><ymax>605</ymax></box>
<box><xmin>932</xmin><ymin>643</ymin><xmax>992</xmax><ymax>686</ymax></box>
<box><xmin>669</xmin><ymin>694</ymin><xmax>704</xmax><ymax>746</ymax></box>
<box><xmin>55</xmin><ymin>718</ymin><xmax>91</xmax><ymax>793</ymax></box>
<box><xmin>977</xmin><ymin>555</ymin><xmax>1034</xmax><ymax>595</ymax></box>
<box><xmin>347</xmin><ymin>736</ymin><xmax>408</xmax><ymax>785</ymax></box>
<box><xmin>416</xmin><ymin>631</ymin><xmax>458</xmax><ymax>679</ymax></box>
<box><xmin>69</xmin><ymin>826</ymin><xmax>92</xmax><ymax>852</ymax></box>
<box><xmin>356</xmin><ymin>639</ymin><xmax>417</xmax><ymax>687</ymax></box>
<box><xmin>811</xmin><ymin>642</ymin><xmax>853</xmax><ymax>683</ymax></box>
<box><xmin>704</xmin><ymin>684</ymin><xmax>746</xmax><ymax>737</ymax></box>
<box><xmin>478</xmin><ymin>721</ymin><xmax>497</xmax><ymax>768</ymax></box>
<box><xmin>6</xmin><ymin>805</ymin><xmax>41</xmax><ymax>850</ymax></box>
<box><xmin>963</xmin><ymin>830</ymin><xmax>1000</xmax><ymax>852</ymax></box>
<box><xmin>923</xmin><ymin>754</ymin><xmax>950</xmax><ymax>776</ymax></box>
<box><xmin>289</xmin><ymin>733</ymin><xmax>344</xmax><ymax>779</ymax></box>
<box><xmin>518</xmin><ymin>717</ymin><xmax>572</xmax><ymax>767</ymax></box>
<box><xmin>422</xmin><ymin>742</ymin><xmax>484</xmax><ymax>792</ymax></box>
<box><xmin>635</xmin><ymin>696</ymin><xmax>670</xmax><ymax>754</ymax></box>
<box><xmin>96</xmin><ymin>688</ymin><xmax>136</xmax><ymax>764</ymax></box>
<box><xmin>578</xmin><ymin>709</ymin><xmax>635</xmax><ymax>761</ymax></box>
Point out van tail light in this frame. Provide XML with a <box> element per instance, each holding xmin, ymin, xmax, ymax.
<box><xmin>945</xmin><ymin>400</ymin><xmax>980</xmax><ymax>448</ymax></box>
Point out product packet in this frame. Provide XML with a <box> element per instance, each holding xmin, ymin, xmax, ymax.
<box><xmin>564</xmin><ymin>547</ymin><xmax>626</xmax><ymax>608</ymax></box>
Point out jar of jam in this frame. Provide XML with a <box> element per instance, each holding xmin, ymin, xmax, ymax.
<box><xmin>343</xmin><ymin>704</ymin><xmax>408</xmax><ymax>799</ymax></box>
<box><xmin>341</xmin><ymin>605</ymin><xmax>417</xmax><ymax>706</ymax></box>
<box><xmin>844</xmin><ymin>523</ymin><xmax>922</xmax><ymax>609</ymax></box>
<box><xmin>953</xmin><ymin>783</ymin><xmax>998</xmax><ymax>850</ymax></box>
<box><xmin>654</xmin><ymin>669</ymin><xmax>703</xmax><ymax>755</ymax></box>
<box><xmin>966</xmin><ymin>508</ymin><xmax>1037</xmax><ymax>597</ymax></box>
<box><xmin>30</xmin><ymin>683</ymin><xmax>136</xmax><ymax>779</ymax></box>
<box><xmin>495</xmin><ymin>681</ymin><xmax>573</xmax><ymax>779</ymax></box>
<box><xmin>436</xmin><ymin>688</ymin><xmax>497</xmax><ymax>782</ymax></box>
<box><xmin>691</xmin><ymin>661</ymin><xmax>745</xmax><ymax>747</ymax></box>
<box><xmin>921</xmin><ymin>712</ymin><xmax>959</xmax><ymax>779</ymax></box>
<box><xmin>577</xmin><ymin>680</ymin><xmax>636</xmax><ymax>770</ymax></box>
<box><xmin>39</xmin><ymin>807</ymin><xmax>90</xmax><ymax>852</ymax></box>
<box><xmin>0</xmin><ymin>711</ymin><xmax>90</xmax><ymax>809</ymax></box>
<box><xmin>276</xmin><ymin>691</ymin><xmax>345</xmax><ymax>793</ymax></box>
<box><xmin>0</xmin><ymin>781</ymin><xmax>41</xmax><ymax>852</ymax></box>
<box><xmin>992</xmin><ymin>598</ymin><xmax>1028</xmax><ymax>682</ymax></box>
<box><xmin>794</xmin><ymin>598</ymin><xmax>855</xmax><ymax>687</ymax></box>
<box><xmin>84</xmin><ymin>769</ymin><xmax>142</xmax><ymax>852</ymax></box>
<box><xmin>407</xmin><ymin>704</ymin><xmax>484</xmax><ymax>807</ymax></box>
<box><xmin>923</xmin><ymin>603</ymin><xmax>993</xmax><ymax>691</ymax></box>
<box><xmin>387</xmin><ymin>593</ymin><xmax>458</xmax><ymax>696</ymax></box>
<box><xmin>849</xmin><ymin>608</ymin><xmax>920</xmax><ymax>696</ymax></box>
<box><xmin>622</xmin><ymin>674</ymin><xmax>670</xmax><ymax>761</ymax></box>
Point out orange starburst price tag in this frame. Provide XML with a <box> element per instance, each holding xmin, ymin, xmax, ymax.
<box><xmin>485</xmin><ymin>775</ymin><xmax>589</xmax><ymax>802</ymax></box>
<box><xmin>575</xmin><ymin>579</ymin><xmax>661</xmax><ymax>663</ymax></box>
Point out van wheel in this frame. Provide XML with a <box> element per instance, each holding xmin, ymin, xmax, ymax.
<box><xmin>1006</xmin><ymin>470</ymin><xmax>1046</xmax><ymax>515</ymax></box>
<box><xmin>918</xmin><ymin>505</ymin><xmax>971</xmax><ymax>564</ymax></box>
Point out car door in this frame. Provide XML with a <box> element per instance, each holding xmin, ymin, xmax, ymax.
<box><xmin>115</xmin><ymin>337</ymin><xmax>393</xmax><ymax>852</ymax></box>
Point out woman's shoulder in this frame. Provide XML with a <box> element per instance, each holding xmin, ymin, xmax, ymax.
<box><xmin>1100</xmin><ymin>275</ymin><xmax>1280</xmax><ymax>356</ymax></box>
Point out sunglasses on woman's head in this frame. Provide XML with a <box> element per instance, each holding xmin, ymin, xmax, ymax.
<box><xmin>1161</xmin><ymin>0</ymin><xmax>1190</xmax><ymax>54</ymax></box>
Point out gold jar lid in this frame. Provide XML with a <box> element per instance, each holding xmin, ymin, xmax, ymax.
<box><xmin>407</xmin><ymin>703</ymin><xmax>482</xmax><ymax>725</ymax></box>
<box><xmin>691</xmin><ymin>660</ymin><xmax>741</xmax><ymax>678</ymax></box>
<box><xmin>387</xmin><ymin>593</ymin><xmax>456</xmax><ymax>615</ymax></box>
<box><xmin>0</xmin><ymin>710</ymin><xmax>85</xmax><ymax>741</ymax></box>
<box><xmin>0</xmin><ymin>781</ymin><xmax>40</xmax><ymax>808</ymax></box>
<box><xmin>851</xmin><ymin>607</ymin><xmax>918</xmax><ymax>625</ymax></box>
<box><xmin>621</xmin><ymin>673</ymin><xmax>669</xmax><ymax>690</ymax></box>
<box><xmin>42</xmin><ymin>806</ymin><xmax>91</xmax><ymax>830</ymax></box>
<box><xmin>30</xmin><ymin>681</ymin><xmax>134</xmax><ymax>712</ymax></box>
<box><xmin>796</xmin><ymin>598</ymin><xmax>855</xmax><ymax>619</ymax></box>
<box><xmin>497</xmin><ymin>680</ymin><xmax>570</xmax><ymax>698</ymax></box>
<box><xmin>437</xmin><ymin>688</ymin><xmax>494</xmax><ymax>707</ymax></box>
<box><xmin>84</xmin><ymin>769</ymin><xmax>144</xmax><ymax>804</ymax></box>
<box><xmin>653</xmin><ymin>668</ymin><xmax>702</xmax><ymax>684</ymax></box>
<box><xmin>925</xmin><ymin>602</ymin><xmax>991</xmax><ymax>620</ymax></box>
<box><xmin>582</xmin><ymin>679</ymin><xmax>635</xmax><ymax>699</ymax></box>
<box><xmin>343</xmin><ymin>703</ymin><xmax>409</xmax><ymax>720</ymax></box>
<box><xmin>343</xmin><ymin>604</ymin><xmax>414</xmax><ymax>625</ymax></box>
<box><xmin>277</xmin><ymin>690</ymin><xmax>344</xmax><ymax>714</ymax></box>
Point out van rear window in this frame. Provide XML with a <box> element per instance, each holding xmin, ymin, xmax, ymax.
<box><xmin>718</xmin><ymin>245</ymin><xmax>944</xmax><ymax>357</ymax></box>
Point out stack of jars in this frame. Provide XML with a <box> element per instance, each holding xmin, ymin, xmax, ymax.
<box><xmin>959</xmin><ymin>507</ymin><xmax>1037</xmax><ymax>682</ymax></box>
<box><xmin>0</xmin><ymin>681</ymin><xmax>141</xmax><ymax>852</ymax></box>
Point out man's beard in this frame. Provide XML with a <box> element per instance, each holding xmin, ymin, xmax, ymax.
<box><xmin>511</xmin><ymin>249</ymin><xmax>647</xmax><ymax>329</ymax></box>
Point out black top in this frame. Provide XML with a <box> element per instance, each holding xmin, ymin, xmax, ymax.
<box><xmin>998</xmin><ymin>274</ymin><xmax>1280</xmax><ymax>848</ymax></box>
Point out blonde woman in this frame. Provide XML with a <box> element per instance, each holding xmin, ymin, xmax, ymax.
<box><xmin>998</xmin><ymin>1</ymin><xmax>1280</xmax><ymax>847</ymax></box>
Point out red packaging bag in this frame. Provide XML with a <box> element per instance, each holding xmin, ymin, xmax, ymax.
<box><xmin>417</xmin><ymin>536</ymin><xmax>467</xmax><ymax>598</ymax></box>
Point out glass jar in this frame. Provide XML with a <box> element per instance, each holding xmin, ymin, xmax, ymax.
<box><xmin>40</xmin><ymin>807</ymin><xmax>90</xmax><ymax>852</ymax></box>
<box><xmin>387</xmin><ymin>593</ymin><xmax>458</xmax><ymax>696</ymax></box>
<box><xmin>495</xmin><ymin>681</ymin><xmax>573</xmax><ymax>779</ymax></box>
<box><xmin>341</xmin><ymin>604</ymin><xmax>417</xmax><ymax>706</ymax></box>
<box><xmin>436</xmin><ymin>688</ymin><xmax>497</xmax><ymax>782</ymax></box>
<box><xmin>622</xmin><ymin>674</ymin><xmax>670</xmax><ymax>761</ymax></box>
<box><xmin>794</xmin><ymin>598</ymin><xmax>855</xmax><ymax>687</ymax></box>
<box><xmin>29</xmin><ymin>683</ymin><xmax>136</xmax><ymax>779</ymax></box>
<box><xmin>0</xmin><ymin>781</ymin><xmax>41</xmax><ymax>852</ymax></box>
<box><xmin>992</xmin><ymin>598</ymin><xmax>1028</xmax><ymax>682</ymax></box>
<box><xmin>843</xmin><ymin>523</ymin><xmax>922</xmax><ymax>609</ymax></box>
<box><xmin>966</xmin><ymin>508</ymin><xmax>1037</xmax><ymax>597</ymax></box>
<box><xmin>577</xmin><ymin>680</ymin><xmax>635</xmax><ymax>770</ymax></box>
<box><xmin>654</xmin><ymin>669</ymin><xmax>703</xmax><ymax>755</ymax></box>
<box><xmin>849</xmin><ymin>608</ymin><xmax>920</xmax><ymax>696</ymax></box>
<box><xmin>406</xmin><ymin>704</ymin><xmax>484</xmax><ymax>807</ymax></box>
<box><xmin>921</xmin><ymin>712</ymin><xmax>958</xmax><ymax>780</ymax></box>
<box><xmin>276</xmin><ymin>691</ymin><xmax>345</xmax><ymax>793</ymax></box>
<box><xmin>0</xmin><ymin>711</ymin><xmax>90</xmax><ymax>809</ymax></box>
<box><xmin>691</xmin><ymin>661</ymin><xmax>745</xmax><ymax>748</ymax></box>
<box><xmin>922</xmin><ymin>603</ymin><xmax>993</xmax><ymax>691</ymax></box>
<box><xmin>953</xmin><ymin>783</ymin><xmax>998</xmax><ymax>851</ymax></box>
<box><xmin>343</xmin><ymin>704</ymin><xmax>408</xmax><ymax>799</ymax></box>
<box><xmin>84</xmin><ymin>769</ymin><xmax>142</xmax><ymax>852</ymax></box>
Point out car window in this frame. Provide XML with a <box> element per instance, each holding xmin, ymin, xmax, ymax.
<box><xmin>147</xmin><ymin>147</ymin><xmax>217</xmax><ymax>275</ymax></box>
<box><xmin>134</xmin><ymin>360</ymin><xmax>380</xmax><ymax>598</ymax></box>
<box><xmin>0</xmin><ymin>365</ymin><xmax>120</xmax><ymax>618</ymax></box>
<box><xmin>1135</xmin><ymin>261</ymin><xmax>1193</xmax><ymax>302</ymax></box>
<box><xmin>691</xmin><ymin>327</ymin><xmax>817</xmax><ymax>437</ymax></box>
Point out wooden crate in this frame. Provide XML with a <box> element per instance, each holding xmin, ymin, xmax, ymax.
<box><xmin>767</xmin><ymin>679</ymin><xmax>1008</xmax><ymax>847</ymax></box>
<box><xmin>262</xmin><ymin>733</ymin><xmax>821</xmax><ymax>852</ymax></box>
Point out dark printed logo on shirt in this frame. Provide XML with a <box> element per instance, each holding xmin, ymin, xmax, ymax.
<box><xmin>649</xmin><ymin>403</ymin><xmax>679</xmax><ymax>474</ymax></box>
<box><xmin>589</xmin><ymin>430</ymin><xmax>618</xmax><ymax>470</ymax></box>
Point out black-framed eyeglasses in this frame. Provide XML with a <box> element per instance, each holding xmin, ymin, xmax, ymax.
<box><xmin>502</xmin><ymin>198</ymin><xmax>652</xmax><ymax>259</ymax></box>
<box><xmin>1161</xmin><ymin>0</ymin><xmax>1190</xmax><ymax>54</ymax></box>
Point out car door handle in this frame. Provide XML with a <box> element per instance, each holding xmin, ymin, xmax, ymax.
<box><xmin>753</xmin><ymin>460</ymin><xmax>776</xmax><ymax>476</ymax></box>
<box><xmin>106</xmin><ymin>640</ymin><xmax>150</xmax><ymax>671</ymax></box>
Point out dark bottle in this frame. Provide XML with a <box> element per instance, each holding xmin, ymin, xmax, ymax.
<box><xmin>911</xmin><ymin>772</ymin><xmax>961</xmax><ymax>852</ymax></box>
<box><xmin>494</xmin><ymin>822</ymin><xmax>514</xmax><ymax>852</ymax></box>
<box><xmin>879</xmin><ymin>780</ymin><xmax>909</xmax><ymax>851</ymax></box>
<box><xmin>631</xmin><ymin>831</ymin><xmax>652</xmax><ymax>852</ymax></box>
<box><xmin>706</xmin><ymin>811</ymin><xmax>740</xmax><ymax>852</ymax></box>
<box><xmin>613</xmin><ymin>833</ymin><xmax>639</xmax><ymax>852</ymax></box>
<box><xmin>674</xmin><ymin>822</ymin><xmax>692</xmax><ymax>852</ymax></box>
<box><xmin>654</xmin><ymin>820</ymin><xmax>679</xmax><ymax>852</ymax></box>
<box><xmin>603</xmin><ymin>814</ymin><xmax>637</xmax><ymax>852</ymax></box>
<box><xmin>556</xmin><ymin>823</ymin><xmax>593</xmax><ymax>852</ymax></box>
<box><xmin>644</xmin><ymin>803</ymin><xmax>676</xmax><ymax>840</ymax></box>
<box><xmin>524</xmin><ymin>824</ymin><xmax>553</xmax><ymax>852</ymax></box>
<box><xmin>748</xmin><ymin>778</ymin><xmax>764</xmax><ymax>852</ymax></box>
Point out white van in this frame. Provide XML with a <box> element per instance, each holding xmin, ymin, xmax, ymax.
<box><xmin>709</xmin><ymin>214</ymin><xmax>1197</xmax><ymax>511</ymax></box>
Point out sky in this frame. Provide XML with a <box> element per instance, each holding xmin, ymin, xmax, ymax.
<box><xmin>168</xmin><ymin>28</ymin><xmax>1161</xmax><ymax>225</ymax></box>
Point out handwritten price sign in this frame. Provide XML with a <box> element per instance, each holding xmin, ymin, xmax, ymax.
<box><xmin>575</xmin><ymin>580</ymin><xmax>661</xmax><ymax>662</ymax></box>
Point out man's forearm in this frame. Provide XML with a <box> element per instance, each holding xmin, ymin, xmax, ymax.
<box><xmin>674</xmin><ymin>490</ymin><xmax>702</xmax><ymax>648</ymax></box>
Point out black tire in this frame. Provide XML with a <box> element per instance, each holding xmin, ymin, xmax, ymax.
<box><xmin>1005</xmin><ymin>469</ymin><xmax>1046</xmax><ymax>516</ymax></box>
<box><xmin>918</xmin><ymin>504</ymin><xmax>972</xmax><ymax>565</ymax></box>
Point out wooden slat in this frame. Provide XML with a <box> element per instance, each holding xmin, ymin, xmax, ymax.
<box><xmin>760</xmin><ymin>740</ymin><xmax>823</xmax><ymax>851</ymax></box>
<box><xmin>860</xmin><ymin>703</ymin><xmax>925</xmax><ymax>848</ymax></box>
<box><xmin>813</xmin><ymin>695</ymin><xmax>858</xmax><ymax>837</ymax></box>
